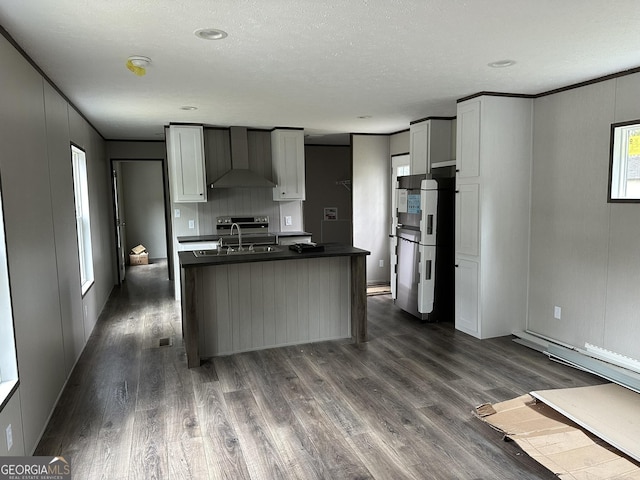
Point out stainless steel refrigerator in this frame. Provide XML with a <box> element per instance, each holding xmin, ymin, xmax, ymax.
<box><xmin>393</xmin><ymin>174</ymin><xmax>454</xmax><ymax>321</ymax></box>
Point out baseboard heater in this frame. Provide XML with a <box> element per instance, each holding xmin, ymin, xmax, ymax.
<box><xmin>513</xmin><ymin>331</ymin><xmax>640</xmax><ymax>394</ymax></box>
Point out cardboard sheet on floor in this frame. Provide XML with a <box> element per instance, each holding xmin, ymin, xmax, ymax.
<box><xmin>475</xmin><ymin>389</ymin><xmax>640</xmax><ymax>479</ymax></box>
<box><xmin>531</xmin><ymin>383</ymin><xmax>640</xmax><ymax>463</ymax></box>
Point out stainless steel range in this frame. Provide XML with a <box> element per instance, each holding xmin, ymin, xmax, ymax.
<box><xmin>216</xmin><ymin>216</ymin><xmax>276</xmax><ymax>246</ymax></box>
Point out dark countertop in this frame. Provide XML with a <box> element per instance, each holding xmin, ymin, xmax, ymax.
<box><xmin>177</xmin><ymin>235</ymin><xmax>220</xmax><ymax>243</ymax></box>
<box><xmin>275</xmin><ymin>231</ymin><xmax>312</xmax><ymax>237</ymax></box>
<box><xmin>177</xmin><ymin>231</ymin><xmax>312</xmax><ymax>243</ymax></box>
<box><xmin>179</xmin><ymin>243</ymin><xmax>369</xmax><ymax>268</ymax></box>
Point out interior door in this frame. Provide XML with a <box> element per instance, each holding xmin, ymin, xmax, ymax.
<box><xmin>112</xmin><ymin>168</ymin><xmax>126</xmax><ymax>283</ymax></box>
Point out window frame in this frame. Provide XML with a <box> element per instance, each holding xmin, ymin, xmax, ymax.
<box><xmin>0</xmin><ymin>173</ymin><xmax>19</xmax><ymax>411</ymax></box>
<box><xmin>608</xmin><ymin>119</ymin><xmax>640</xmax><ymax>203</ymax></box>
<box><xmin>71</xmin><ymin>144</ymin><xmax>94</xmax><ymax>296</ymax></box>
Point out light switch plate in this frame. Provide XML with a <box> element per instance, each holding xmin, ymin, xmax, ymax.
<box><xmin>554</xmin><ymin>306</ymin><xmax>562</xmax><ymax>320</ymax></box>
<box><xmin>188</xmin><ymin>220</ymin><xmax>195</xmax><ymax>229</ymax></box>
<box><xmin>285</xmin><ymin>216</ymin><xmax>292</xmax><ymax>226</ymax></box>
<box><xmin>174</xmin><ymin>209</ymin><xmax>181</xmax><ymax>218</ymax></box>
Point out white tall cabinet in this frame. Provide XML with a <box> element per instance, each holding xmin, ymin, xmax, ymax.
<box><xmin>454</xmin><ymin>95</ymin><xmax>533</xmax><ymax>339</ymax></box>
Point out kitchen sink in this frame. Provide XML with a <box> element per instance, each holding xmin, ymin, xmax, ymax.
<box><xmin>192</xmin><ymin>245</ymin><xmax>282</xmax><ymax>257</ymax></box>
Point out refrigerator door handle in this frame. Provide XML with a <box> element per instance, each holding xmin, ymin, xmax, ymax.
<box><xmin>426</xmin><ymin>215</ymin><xmax>433</xmax><ymax>235</ymax></box>
<box><xmin>425</xmin><ymin>259</ymin><xmax>432</xmax><ymax>280</ymax></box>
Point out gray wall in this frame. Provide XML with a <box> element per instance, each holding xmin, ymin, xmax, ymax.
<box><xmin>304</xmin><ymin>145</ymin><xmax>352</xmax><ymax>244</ymax></box>
<box><xmin>352</xmin><ymin>134</ymin><xmax>390</xmax><ymax>284</ymax></box>
<box><xmin>528</xmin><ymin>73</ymin><xmax>640</xmax><ymax>361</ymax></box>
<box><xmin>107</xmin><ymin>140</ymin><xmax>170</xmax><ymax>274</ymax></box>
<box><xmin>390</xmin><ymin>130</ymin><xmax>409</xmax><ymax>156</ymax></box>
<box><xmin>0</xmin><ymin>33</ymin><xmax>114</xmax><ymax>454</ymax></box>
<box><xmin>121</xmin><ymin>161</ymin><xmax>167</xmax><ymax>259</ymax></box>
<box><xmin>107</xmin><ymin>140</ymin><xmax>166</xmax><ymax>161</ymax></box>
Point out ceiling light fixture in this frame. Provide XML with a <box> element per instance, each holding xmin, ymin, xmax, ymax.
<box><xmin>194</xmin><ymin>28</ymin><xmax>228</xmax><ymax>40</ymax></box>
<box><xmin>180</xmin><ymin>106</ymin><xmax>198</xmax><ymax>111</ymax></box>
<box><xmin>488</xmin><ymin>59</ymin><xmax>516</xmax><ymax>68</ymax></box>
<box><xmin>126</xmin><ymin>55</ymin><xmax>151</xmax><ymax>76</ymax></box>
<box><xmin>358</xmin><ymin>115</ymin><xmax>372</xmax><ymax>119</ymax></box>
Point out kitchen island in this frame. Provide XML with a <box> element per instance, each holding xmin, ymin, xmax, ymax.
<box><xmin>179</xmin><ymin>244</ymin><xmax>369</xmax><ymax>367</ymax></box>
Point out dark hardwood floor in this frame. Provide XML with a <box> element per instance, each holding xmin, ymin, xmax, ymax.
<box><xmin>35</xmin><ymin>260</ymin><xmax>604</xmax><ymax>479</ymax></box>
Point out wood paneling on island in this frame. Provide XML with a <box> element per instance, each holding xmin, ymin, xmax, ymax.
<box><xmin>180</xmin><ymin>245</ymin><xmax>369</xmax><ymax>366</ymax></box>
<box><xmin>199</xmin><ymin>257</ymin><xmax>350</xmax><ymax>356</ymax></box>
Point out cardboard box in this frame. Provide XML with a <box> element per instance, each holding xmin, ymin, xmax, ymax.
<box><xmin>475</xmin><ymin>391</ymin><xmax>640</xmax><ymax>479</ymax></box>
<box><xmin>129</xmin><ymin>252</ymin><xmax>149</xmax><ymax>265</ymax></box>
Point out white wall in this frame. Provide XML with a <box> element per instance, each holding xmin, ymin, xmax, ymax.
<box><xmin>0</xmin><ymin>33</ymin><xmax>113</xmax><ymax>454</ymax></box>
<box><xmin>121</xmin><ymin>161</ymin><xmax>167</xmax><ymax>258</ymax></box>
<box><xmin>528</xmin><ymin>73</ymin><xmax>640</xmax><ymax>360</ymax></box>
<box><xmin>352</xmin><ymin>134</ymin><xmax>390</xmax><ymax>284</ymax></box>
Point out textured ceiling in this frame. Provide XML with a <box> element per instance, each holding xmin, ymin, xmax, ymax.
<box><xmin>1</xmin><ymin>1</ymin><xmax>639</xmax><ymax>142</ymax></box>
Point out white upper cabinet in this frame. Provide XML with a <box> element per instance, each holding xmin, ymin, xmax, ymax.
<box><xmin>167</xmin><ymin>125</ymin><xmax>207</xmax><ymax>203</ymax></box>
<box><xmin>456</xmin><ymin>100</ymin><xmax>481</xmax><ymax>178</ymax></box>
<box><xmin>410</xmin><ymin>121</ymin><xmax>430</xmax><ymax>175</ymax></box>
<box><xmin>272</xmin><ymin>128</ymin><xmax>305</xmax><ymax>201</ymax></box>
<box><xmin>409</xmin><ymin>119</ymin><xmax>453</xmax><ymax>175</ymax></box>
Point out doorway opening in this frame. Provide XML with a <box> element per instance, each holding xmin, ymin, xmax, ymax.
<box><xmin>111</xmin><ymin>159</ymin><xmax>171</xmax><ymax>284</ymax></box>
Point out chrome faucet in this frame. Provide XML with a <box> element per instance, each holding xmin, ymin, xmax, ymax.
<box><xmin>230</xmin><ymin>222</ymin><xmax>243</xmax><ymax>251</ymax></box>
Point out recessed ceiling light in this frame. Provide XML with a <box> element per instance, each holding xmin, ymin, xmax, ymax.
<box><xmin>194</xmin><ymin>28</ymin><xmax>228</xmax><ymax>40</ymax></box>
<box><xmin>180</xmin><ymin>106</ymin><xmax>198</xmax><ymax>111</ymax></box>
<box><xmin>488</xmin><ymin>59</ymin><xmax>516</xmax><ymax>68</ymax></box>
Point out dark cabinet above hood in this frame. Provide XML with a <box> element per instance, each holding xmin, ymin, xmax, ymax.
<box><xmin>210</xmin><ymin>126</ymin><xmax>275</xmax><ymax>188</ymax></box>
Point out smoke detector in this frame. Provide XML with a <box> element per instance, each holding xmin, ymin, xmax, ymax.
<box><xmin>126</xmin><ymin>56</ymin><xmax>151</xmax><ymax>76</ymax></box>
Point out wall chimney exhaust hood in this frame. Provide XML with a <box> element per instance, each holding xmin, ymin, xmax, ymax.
<box><xmin>210</xmin><ymin>126</ymin><xmax>276</xmax><ymax>188</ymax></box>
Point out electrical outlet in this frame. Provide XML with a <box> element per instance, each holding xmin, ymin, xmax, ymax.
<box><xmin>285</xmin><ymin>216</ymin><xmax>292</xmax><ymax>226</ymax></box>
<box><xmin>554</xmin><ymin>306</ymin><xmax>562</xmax><ymax>320</ymax></box>
<box><xmin>6</xmin><ymin>424</ymin><xmax>13</xmax><ymax>451</ymax></box>
<box><xmin>188</xmin><ymin>220</ymin><xmax>195</xmax><ymax>229</ymax></box>
<box><xmin>379</xmin><ymin>259</ymin><xmax>384</xmax><ymax>268</ymax></box>
<box><xmin>174</xmin><ymin>209</ymin><xmax>181</xmax><ymax>218</ymax></box>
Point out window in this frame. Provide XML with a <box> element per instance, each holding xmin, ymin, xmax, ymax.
<box><xmin>0</xmin><ymin>179</ymin><xmax>19</xmax><ymax>409</ymax></box>
<box><xmin>397</xmin><ymin>164</ymin><xmax>410</xmax><ymax>177</ymax></box>
<box><xmin>72</xmin><ymin>145</ymin><xmax>94</xmax><ymax>294</ymax></box>
<box><xmin>609</xmin><ymin>120</ymin><xmax>640</xmax><ymax>202</ymax></box>
<box><xmin>391</xmin><ymin>153</ymin><xmax>411</xmax><ymax>222</ymax></box>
